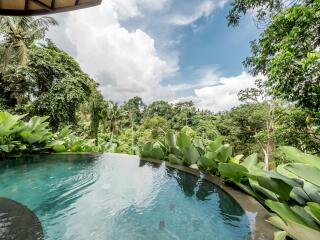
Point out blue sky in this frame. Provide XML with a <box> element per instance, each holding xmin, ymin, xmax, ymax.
<box><xmin>49</xmin><ymin>0</ymin><xmax>261</xmax><ymax>112</ymax></box>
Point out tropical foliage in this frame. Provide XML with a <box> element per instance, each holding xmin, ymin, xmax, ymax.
<box><xmin>0</xmin><ymin>111</ymin><xmax>110</xmax><ymax>160</ymax></box>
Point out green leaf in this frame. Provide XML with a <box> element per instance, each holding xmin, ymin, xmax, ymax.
<box><xmin>265</xmin><ymin>200</ymin><xmax>319</xmax><ymax>230</ymax></box>
<box><xmin>165</xmin><ymin>131</ymin><xmax>177</xmax><ymax>149</ymax></box>
<box><xmin>216</xmin><ymin>144</ymin><xmax>233</xmax><ymax>162</ymax></box>
<box><xmin>257</xmin><ymin>176</ymin><xmax>293</xmax><ymax>201</ymax></box>
<box><xmin>193</xmin><ymin>137</ymin><xmax>205</xmax><ymax>151</ymax></box>
<box><xmin>176</xmin><ymin>132</ymin><xmax>192</xmax><ymax>149</ymax></box>
<box><xmin>53</xmin><ymin>144</ymin><xmax>66</xmax><ymax>153</ymax></box>
<box><xmin>285</xmin><ymin>163</ymin><xmax>320</xmax><ymax>187</ymax></box>
<box><xmin>218</xmin><ymin>163</ymin><xmax>248</xmax><ymax>182</ymax></box>
<box><xmin>150</xmin><ymin>147</ymin><xmax>164</xmax><ymax>160</ymax></box>
<box><xmin>168</xmin><ymin>154</ymin><xmax>183</xmax><ymax>165</ymax></box>
<box><xmin>207</xmin><ymin>136</ymin><xmax>224</xmax><ymax>152</ymax></box>
<box><xmin>183</xmin><ymin>145</ymin><xmax>200</xmax><ymax>165</ymax></box>
<box><xmin>249</xmin><ymin>178</ymin><xmax>278</xmax><ymax>201</ymax></box>
<box><xmin>268</xmin><ymin>215</ymin><xmax>320</xmax><ymax>240</ymax></box>
<box><xmin>204</xmin><ymin>151</ymin><xmax>217</xmax><ymax>160</ymax></box>
<box><xmin>279</xmin><ymin>146</ymin><xmax>320</xmax><ymax>170</ymax></box>
<box><xmin>241</xmin><ymin>153</ymin><xmax>259</xmax><ymax>170</ymax></box>
<box><xmin>198</xmin><ymin>156</ymin><xmax>217</xmax><ymax>171</ymax></box>
<box><xmin>305</xmin><ymin>202</ymin><xmax>320</xmax><ymax>225</ymax></box>
<box><xmin>140</xmin><ymin>142</ymin><xmax>153</xmax><ymax>158</ymax></box>
<box><xmin>0</xmin><ymin>144</ymin><xmax>15</xmax><ymax>153</ymax></box>
<box><xmin>274</xmin><ymin>231</ymin><xmax>287</xmax><ymax>240</ymax></box>
<box><xmin>229</xmin><ymin>154</ymin><xmax>243</xmax><ymax>164</ymax></box>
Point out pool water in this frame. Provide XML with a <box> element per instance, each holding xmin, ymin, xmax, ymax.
<box><xmin>0</xmin><ymin>154</ymin><xmax>251</xmax><ymax>240</ymax></box>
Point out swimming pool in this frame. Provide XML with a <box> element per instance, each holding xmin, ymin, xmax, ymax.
<box><xmin>0</xmin><ymin>154</ymin><xmax>252</xmax><ymax>240</ymax></box>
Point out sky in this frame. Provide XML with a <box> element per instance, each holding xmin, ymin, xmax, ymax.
<box><xmin>47</xmin><ymin>0</ymin><xmax>262</xmax><ymax>113</ymax></box>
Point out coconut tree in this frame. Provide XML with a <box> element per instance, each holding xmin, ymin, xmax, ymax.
<box><xmin>0</xmin><ymin>16</ymin><xmax>57</xmax><ymax>71</ymax></box>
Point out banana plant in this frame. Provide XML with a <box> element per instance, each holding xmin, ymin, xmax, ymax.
<box><xmin>0</xmin><ymin>112</ymin><xmax>26</xmax><ymax>156</ymax></box>
<box><xmin>140</xmin><ymin>131</ymin><xmax>235</xmax><ymax>170</ymax></box>
<box><xmin>218</xmin><ymin>147</ymin><xmax>320</xmax><ymax>240</ymax></box>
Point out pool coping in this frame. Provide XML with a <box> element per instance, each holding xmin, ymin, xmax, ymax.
<box><xmin>0</xmin><ymin>197</ymin><xmax>44</xmax><ymax>240</ymax></box>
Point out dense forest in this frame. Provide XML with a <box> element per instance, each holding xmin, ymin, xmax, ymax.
<box><xmin>0</xmin><ymin>2</ymin><xmax>319</xmax><ymax>165</ymax></box>
<box><xmin>0</xmin><ymin>1</ymin><xmax>320</xmax><ymax>239</ymax></box>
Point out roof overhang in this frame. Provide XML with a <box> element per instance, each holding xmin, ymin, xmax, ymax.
<box><xmin>0</xmin><ymin>0</ymin><xmax>102</xmax><ymax>16</ymax></box>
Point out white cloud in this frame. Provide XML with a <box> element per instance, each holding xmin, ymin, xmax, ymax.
<box><xmin>169</xmin><ymin>0</ymin><xmax>227</xmax><ymax>25</ymax></box>
<box><xmin>47</xmin><ymin>0</ymin><xmax>229</xmax><ymax>103</ymax></box>
<box><xmin>174</xmin><ymin>71</ymin><xmax>258</xmax><ymax>112</ymax></box>
<box><xmin>53</xmin><ymin>0</ymin><xmax>177</xmax><ymax>102</ymax></box>
<box><xmin>111</xmin><ymin>0</ymin><xmax>169</xmax><ymax>20</ymax></box>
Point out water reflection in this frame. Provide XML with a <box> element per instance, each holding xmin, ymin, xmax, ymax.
<box><xmin>0</xmin><ymin>154</ymin><xmax>251</xmax><ymax>240</ymax></box>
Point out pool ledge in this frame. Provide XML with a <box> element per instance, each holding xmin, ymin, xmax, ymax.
<box><xmin>0</xmin><ymin>197</ymin><xmax>43</xmax><ymax>240</ymax></box>
<box><xmin>138</xmin><ymin>155</ymin><xmax>276</xmax><ymax>240</ymax></box>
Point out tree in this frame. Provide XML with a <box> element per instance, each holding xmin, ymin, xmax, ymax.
<box><xmin>89</xmin><ymin>92</ymin><xmax>108</xmax><ymax>146</ymax></box>
<box><xmin>144</xmin><ymin>100</ymin><xmax>173</xmax><ymax>120</ymax></box>
<box><xmin>137</xmin><ymin>116</ymin><xmax>169</xmax><ymax>145</ymax></box>
<box><xmin>0</xmin><ymin>17</ymin><xmax>57</xmax><ymax>107</ymax></box>
<box><xmin>0</xmin><ymin>16</ymin><xmax>57</xmax><ymax>70</ymax></box>
<box><xmin>229</xmin><ymin>1</ymin><xmax>320</xmax><ymax>111</ymax></box>
<box><xmin>108</xmin><ymin>103</ymin><xmax>123</xmax><ymax>143</ymax></box>
<box><xmin>216</xmin><ymin>103</ymin><xmax>270</xmax><ymax>156</ymax></box>
<box><xmin>28</xmin><ymin>41</ymin><xmax>84</xmax><ymax>97</ymax></box>
<box><xmin>34</xmin><ymin>75</ymin><xmax>95</xmax><ymax>130</ymax></box>
<box><xmin>121</xmin><ymin>96</ymin><xmax>145</xmax><ymax>126</ymax></box>
<box><xmin>227</xmin><ymin>0</ymin><xmax>300</xmax><ymax>27</ymax></box>
<box><xmin>172</xmin><ymin>101</ymin><xmax>196</xmax><ymax>129</ymax></box>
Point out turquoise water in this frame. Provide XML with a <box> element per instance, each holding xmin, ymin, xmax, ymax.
<box><xmin>0</xmin><ymin>154</ymin><xmax>251</xmax><ymax>240</ymax></box>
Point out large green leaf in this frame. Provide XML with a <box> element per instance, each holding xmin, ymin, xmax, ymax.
<box><xmin>218</xmin><ymin>163</ymin><xmax>248</xmax><ymax>182</ymax></box>
<box><xmin>0</xmin><ymin>144</ymin><xmax>15</xmax><ymax>153</ymax></box>
<box><xmin>207</xmin><ymin>136</ymin><xmax>224</xmax><ymax>152</ymax></box>
<box><xmin>216</xmin><ymin>144</ymin><xmax>233</xmax><ymax>162</ymax></box>
<box><xmin>268</xmin><ymin>215</ymin><xmax>320</xmax><ymax>240</ymax></box>
<box><xmin>285</xmin><ymin>163</ymin><xmax>320</xmax><ymax>187</ymax></box>
<box><xmin>279</xmin><ymin>146</ymin><xmax>320</xmax><ymax>169</ymax></box>
<box><xmin>256</xmin><ymin>171</ymin><xmax>302</xmax><ymax>201</ymax></box>
<box><xmin>168</xmin><ymin>154</ymin><xmax>183</xmax><ymax>165</ymax></box>
<box><xmin>198</xmin><ymin>156</ymin><xmax>217</xmax><ymax>171</ymax></box>
<box><xmin>249</xmin><ymin>178</ymin><xmax>278</xmax><ymax>201</ymax></box>
<box><xmin>305</xmin><ymin>202</ymin><xmax>320</xmax><ymax>225</ymax></box>
<box><xmin>229</xmin><ymin>154</ymin><xmax>244</xmax><ymax>164</ymax></box>
<box><xmin>274</xmin><ymin>231</ymin><xmax>287</xmax><ymax>240</ymax></box>
<box><xmin>53</xmin><ymin>144</ymin><xmax>66</xmax><ymax>153</ymax></box>
<box><xmin>204</xmin><ymin>151</ymin><xmax>217</xmax><ymax>160</ymax></box>
<box><xmin>176</xmin><ymin>132</ymin><xmax>192</xmax><ymax>149</ymax></box>
<box><xmin>303</xmin><ymin>182</ymin><xmax>320</xmax><ymax>204</ymax></box>
<box><xmin>193</xmin><ymin>137</ymin><xmax>205</xmax><ymax>151</ymax></box>
<box><xmin>256</xmin><ymin>177</ymin><xmax>290</xmax><ymax>201</ymax></box>
<box><xmin>165</xmin><ymin>131</ymin><xmax>177</xmax><ymax>149</ymax></box>
<box><xmin>0</xmin><ymin>112</ymin><xmax>26</xmax><ymax>136</ymax></box>
<box><xmin>140</xmin><ymin>142</ymin><xmax>153</xmax><ymax>158</ymax></box>
<box><xmin>241</xmin><ymin>153</ymin><xmax>259</xmax><ymax>170</ymax></box>
<box><xmin>183</xmin><ymin>145</ymin><xmax>200</xmax><ymax>165</ymax></box>
<box><xmin>265</xmin><ymin>200</ymin><xmax>319</xmax><ymax>230</ymax></box>
<box><xmin>151</xmin><ymin>147</ymin><xmax>164</xmax><ymax>160</ymax></box>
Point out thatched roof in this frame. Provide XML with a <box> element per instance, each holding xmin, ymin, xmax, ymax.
<box><xmin>0</xmin><ymin>0</ymin><xmax>102</xmax><ymax>16</ymax></box>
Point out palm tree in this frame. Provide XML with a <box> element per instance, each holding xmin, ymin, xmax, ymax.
<box><xmin>108</xmin><ymin>103</ymin><xmax>123</xmax><ymax>143</ymax></box>
<box><xmin>0</xmin><ymin>16</ymin><xmax>57</xmax><ymax>71</ymax></box>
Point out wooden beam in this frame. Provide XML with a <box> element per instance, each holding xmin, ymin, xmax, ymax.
<box><xmin>51</xmin><ymin>0</ymin><xmax>56</xmax><ymax>9</ymax></box>
<box><xmin>25</xmin><ymin>0</ymin><xmax>30</xmax><ymax>10</ymax></box>
<box><xmin>30</xmin><ymin>0</ymin><xmax>53</xmax><ymax>12</ymax></box>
